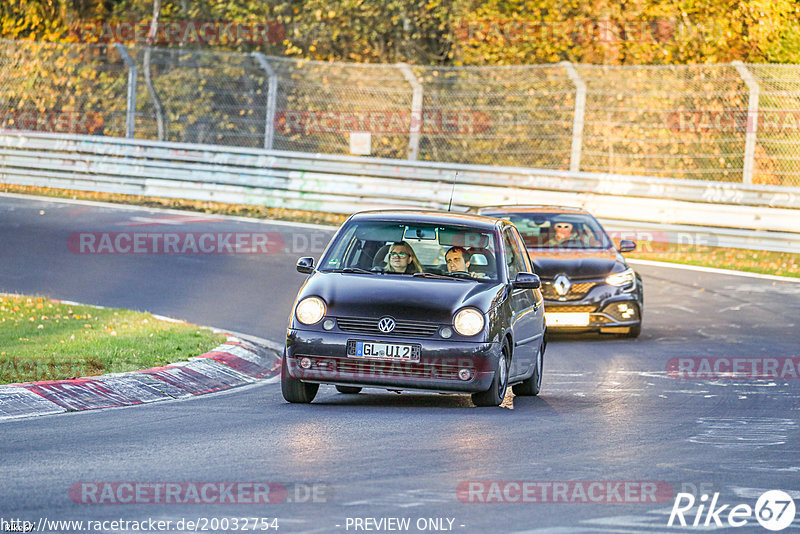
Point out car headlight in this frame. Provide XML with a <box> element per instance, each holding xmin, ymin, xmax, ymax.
<box><xmin>606</xmin><ymin>268</ymin><xmax>635</xmax><ymax>287</ymax></box>
<box><xmin>453</xmin><ymin>307</ymin><xmax>485</xmax><ymax>337</ymax></box>
<box><xmin>295</xmin><ymin>296</ymin><xmax>326</xmax><ymax>325</ymax></box>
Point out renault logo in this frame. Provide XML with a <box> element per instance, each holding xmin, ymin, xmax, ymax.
<box><xmin>378</xmin><ymin>317</ymin><xmax>396</xmax><ymax>333</ymax></box>
<box><xmin>553</xmin><ymin>274</ymin><xmax>572</xmax><ymax>296</ymax></box>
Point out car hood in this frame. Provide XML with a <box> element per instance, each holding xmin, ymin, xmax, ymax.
<box><xmin>529</xmin><ymin>248</ymin><xmax>624</xmax><ymax>279</ymax></box>
<box><xmin>298</xmin><ymin>273</ymin><xmax>506</xmax><ymax>322</ymax></box>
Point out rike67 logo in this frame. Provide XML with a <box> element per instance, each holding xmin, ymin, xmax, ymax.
<box><xmin>668</xmin><ymin>490</ymin><xmax>796</xmax><ymax>531</ymax></box>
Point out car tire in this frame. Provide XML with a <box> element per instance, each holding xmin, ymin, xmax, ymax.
<box><xmin>512</xmin><ymin>342</ymin><xmax>543</xmax><ymax>396</ymax></box>
<box><xmin>625</xmin><ymin>323</ymin><xmax>642</xmax><ymax>338</ymax></box>
<box><xmin>335</xmin><ymin>385</ymin><xmax>362</xmax><ymax>394</ymax></box>
<box><xmin>281</xmin><ymin>355</ymin><xmax>319</xmax><ymax>403</ymax></box>
<box><xmin>472</xmin><ymin>340</ymin><xmax>510</xmax><ymax>407</ymax></box>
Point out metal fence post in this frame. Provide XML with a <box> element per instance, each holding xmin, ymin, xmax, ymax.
<box><xmin>252</xmin><ymin>53</ymin><xmax>278</xmax><ymax>150</ymax></box>
<box><xmin>397</xmin><ymin>63</ymin><xmax>423</xmax><ymax>161</ymax></box>
<box><xmin>732</xmin><ymin>61</ymin><xmax>759</xmax><ymax>185</ymax></box>
<box><xmin>114</xmin><ymin>44</ymin><xmax>137</xmax><ymax>139</ymax></box>
<box><xmin>561</xmin><ymin>62</ymin><xmax>586</xmax><ymax>173</ymax></box>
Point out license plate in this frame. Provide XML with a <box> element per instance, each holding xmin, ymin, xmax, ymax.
<box><xmin>347</xmin><ymin>341</ymin><xmax>421</xmax><ymax>362</ymax></box>
<box><xmin>545</xmin><ymin>312</ymin><xmax>591</xmax><ymax>327</ymax></box>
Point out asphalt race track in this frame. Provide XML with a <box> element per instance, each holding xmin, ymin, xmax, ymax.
<box><xmin>1</xmin><ymin>194</ymin><xmax>799</xmax><ymax>533</ymax></box>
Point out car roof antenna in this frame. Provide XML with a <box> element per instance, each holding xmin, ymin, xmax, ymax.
<box><xmin>447</xmin><ymin>171</ymin><xmax>459</xmax><ymax>212</ymax></box>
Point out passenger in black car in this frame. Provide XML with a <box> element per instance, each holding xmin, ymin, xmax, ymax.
<box><xmin>385</xmin><ymin>241</ymin><xmax>423</xmax><ymax>274</ymax></box>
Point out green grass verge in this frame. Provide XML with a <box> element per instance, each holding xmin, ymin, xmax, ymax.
<box><xmin>1</xmin><ymin>183</ymin><xmax>798</xmax><ymax>278</ymax></box>
<box><xmin>628</xmin><ymin>243</ymin><xmax>799</xmax><ymax>279</ymax></box>
<box><xmin>0</xmin><ymin>294</ymin><xmax>228</xmax><ymax>384</ymax></box>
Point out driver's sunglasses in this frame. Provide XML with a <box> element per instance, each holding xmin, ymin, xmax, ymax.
<box><xmin>389</xmin><ymin>252</ymin><xmax>409</xmax><ymax>258</ymax></box>
<box><xmin>554</xmin><ymin>224</ymin><xmax>572</xmax><ymax>229</ymax></box>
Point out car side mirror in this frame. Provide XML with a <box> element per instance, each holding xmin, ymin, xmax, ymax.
<box><xmin>296</xmin><ymin>257</ymin><xmax>315</xmax><ymax>274</ymax></box>
<box><xmin>619</xmin><ymin>240</ymin><xmax>636</xmax><ymax>253</ymax></box>
<box><xmin>513</xmin><ymin>272</ymin><xmax>541</xmax><ymax>290</ymax></box>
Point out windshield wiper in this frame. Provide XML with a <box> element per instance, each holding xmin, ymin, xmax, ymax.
<box><xmin>331</xmin><ymin>267</ymin><xmax>379</xmax><ymax>274</ymax></box>
<box><xmin>412</xmin><ymin>272</ymin><xmax>469</xmax><ymax>281</ymax></box>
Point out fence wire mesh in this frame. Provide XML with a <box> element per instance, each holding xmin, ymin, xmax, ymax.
<box><xmin>0</xmin><ymin>40</ymin><xmax>129</xmax><ymax>137</ymax></box>
<box><xmin>128</xmin><ymin>47</ymin><xmax>269</xmax><ymax>147</ymax></box>
<box><xmin>577</xmin><ymin>64</ymin><xmax>749</xmax><ymax>181</ymax></box>
<box><xmin>411</xmin><ymin>64</ymin><xmax>575</xmax><ymax>168</ymax></box>
<box><xmin>749</xmin><ymin>64</ymin><xmax>800</xmax><ymax>186</ymax></box>
<box><xmin>1</xmin><ymin>39</ymin><xmax>798</xmax><ymax>186</ymax></box>
<box><xmin>269</xmin><ymin>57</ymin><xmax>413</xmax><ymax>159</ymax></box>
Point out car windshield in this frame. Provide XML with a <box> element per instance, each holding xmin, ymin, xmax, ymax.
<box><xmin>318</xmin><ymin>220</ymin><xmax>500</xmax><ymax>281</ymax></box>
<box><xmin>484</xmin><ymin>212</ymin><xmax>612</xmax><ymax>250</ymax></box>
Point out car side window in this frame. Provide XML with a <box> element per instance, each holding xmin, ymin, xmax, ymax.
<box><xmin>511</xmin><ymin>227</ymin><xmax>534</xmax><ymax>273</ymax></box>
<box><xmin>503</xmin><ymin>228</ymin><xmax>526</xmax><ymax>280</ymax></box>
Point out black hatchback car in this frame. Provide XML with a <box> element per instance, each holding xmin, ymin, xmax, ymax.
<box><xmin>477</xmin><ymin>206</ymin><xmax>643</xmax><ymax>337</ymax></box>
<box><xmin>282</xmin><ymin>210</ymin><xmax>546</xmax><ymax>406</ymax></box>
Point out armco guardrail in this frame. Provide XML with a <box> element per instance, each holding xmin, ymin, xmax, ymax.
<box><xmin>1</xmin><ymin>131</ymin><xmax>799</xmax><ymax>253</ymax></box>
<box><xmin>4</xmin><ymin>41</ymin><xmax>800</xmax><ymax>186</ymax></box>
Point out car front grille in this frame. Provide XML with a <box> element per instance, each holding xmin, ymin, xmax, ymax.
<box><xmin>541</xmin><ymin>281</ymin><xmax>598</xmax><ymax>300</ymax></box>
<box><xmin>335</xmin><ymin>317</ymin><xmax>440</xmax><ymax>337</ymax></box>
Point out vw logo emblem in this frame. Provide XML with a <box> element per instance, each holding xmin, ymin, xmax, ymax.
<box><xmin>377</xmin><ymin>317</ymin><xmax>396</xmax><ymax>333</ymax></box>
<box><xmin>553</xmin><ymin>274</ymin><xmax>572</xmax><ymax>296</ymax></box>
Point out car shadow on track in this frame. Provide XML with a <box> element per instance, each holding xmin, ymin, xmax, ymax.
<box><xmin>279</xmin><ymin>388</ymin><xmax>561</xmax><ymax>415</ymax></box>
<box><xmin>547</xmin><ymin>332</ymin><xmax>639</xmax><ymax>342</ymax></box>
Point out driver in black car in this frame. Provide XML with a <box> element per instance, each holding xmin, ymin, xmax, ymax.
<box><xmin>546</xmin><ymin>221</ymin><xmax>575</xmax><ymax>247</ymax></box>
<box><xmin>546</xmin><ymin>220</ymin><xmax>600</xmax><ymax>248</ymax></box>
<box><xmin>445</xmin><ymin>246</ymin><xmax>486</xmax><ymax>279</ymax></box>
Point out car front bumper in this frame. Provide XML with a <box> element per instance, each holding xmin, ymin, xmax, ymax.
<box><xmin>543</xmin><ymin>283</ymin><xmax>643</xmax><ymax>332</ymax></box>
<box><xmin>285</xmin><ymin>329</ymin><xmax>500</xmax><ymax>393</ymax></box>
